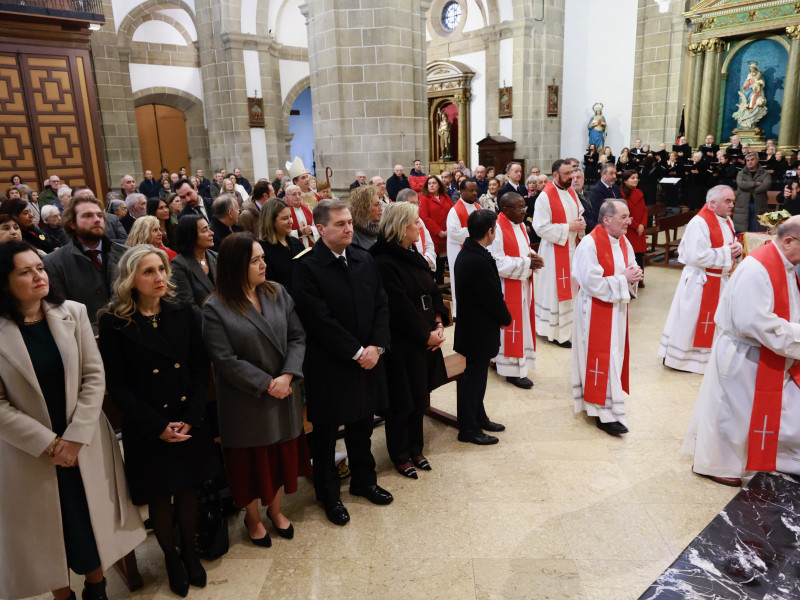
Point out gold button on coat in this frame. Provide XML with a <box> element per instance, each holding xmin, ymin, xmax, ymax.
<box><xmin>174</xmin><ymin>363</ymin><xmax>180</xmax><ymax>369</ymax></box>
<box><xmin>152</xmin><ymin>369</ymin><xmax>159</xmax><ymax>374</ymax></box>
<box><xmin>180</xmin><ymin>396</ymin><xmax>187</xmax><ymax>402</ymax></box>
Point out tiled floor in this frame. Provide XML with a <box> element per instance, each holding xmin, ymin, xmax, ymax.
<box><xmin>29</xmin><ymin>266</ymin><xmax>739</xmax><ymax>600</ymax></box>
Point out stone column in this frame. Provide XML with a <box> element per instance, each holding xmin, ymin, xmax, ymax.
<box><xmin>779</xmin><ymin>26</ymin><xmax>800</xmax><ymax>148</ymax></box>
<box><xmin>305</xmin><ymin>0</ymin><xmax>428</xmax><ymax>194</ymax></box>
<box><xmin>697</xmin><ymin>38</ymin><xmax>724</xmax><ymax>148</ymax></box>
<box><xmin>483</xmin><ymin>31</ymin><xmax>501</xmax><ymax>137</ymax></box>
<box><xmin>686</xmin><ymin>43</ymin><xmax>705</xmax><ymax>148</ymax></box>
<box><xmin>454</xmin><ymin>90</ymin><xmax>470</xmax><ymax>162</ymax></box>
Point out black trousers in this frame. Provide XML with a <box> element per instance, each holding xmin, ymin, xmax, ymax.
<box><xmin>457</xmin><ymin>355</ymin><xmax>490</xmax><ymax>433</ymax></box>
<box><xmin>385</xmin><ymin>408</ymin><xmax>425</xmax><ymax>465</ymax></box>
<box><xmin>311</xmin><ymin>416</ymin><xmax>377</xmax><ymax>506</ymax></box>
<box><xmin>435</xmin><ymin>255</ymin><xmax>447</xmax><ymax>285</ymax></box>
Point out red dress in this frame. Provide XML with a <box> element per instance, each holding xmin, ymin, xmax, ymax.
<box><xmin>419</xmin><ymin>193</ymin><xmax>452</xmax><ymax>254</ymax></box>
<box><xmin>623</xmin><ymin>188</ymin><xmax>648</xmax><ymax>253</ymax></box>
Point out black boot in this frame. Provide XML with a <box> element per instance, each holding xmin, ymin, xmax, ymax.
<box><xmin>54</xmin><ymin>592</ymin><xmax>76</xmax><ymax>600</ymax></box>
<box><xmin>82</xmin><ymin>578</ymin><xmax>108</xmax><ymax>600</ymax></box>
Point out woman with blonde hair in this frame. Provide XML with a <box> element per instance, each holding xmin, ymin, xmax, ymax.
<box><xmin>348</xmin><ymin>184</ymin><xmax>382</xmax><ymax>250</ymax></box>
<box><xmin>369</xmin><ymin>203</ymin><xmax>449</xmax><ymax>478</ymax></box>
<box><xmin>257</xmin><ymin>198</ymin><xmax>304</xmax><ymax>289</ymax></box>
<box><xmin>98</xmin><ymin>245</ymin><xmax>219</xmax><ymax>597</ymax></box>
<box><xmin>127</xmin><ymin>215</ymin><xmax>177</xmax><ymax>260</ymax></box>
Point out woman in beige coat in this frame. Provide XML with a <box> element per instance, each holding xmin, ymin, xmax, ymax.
<box><xmin>0</xmin><ymin>240</ymin><xmax>145</xmax><ymax>600</ymax></box>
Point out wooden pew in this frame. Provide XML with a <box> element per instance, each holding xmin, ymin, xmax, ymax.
<box><xmin>424</xmin><ymin>352</ymin><xmax>465</xmax><ymax>429</ymax></box>
<box><xmin>644</xmin><ymin>208</ymin><xmax>698</xmax><ymax>268</ymax></box>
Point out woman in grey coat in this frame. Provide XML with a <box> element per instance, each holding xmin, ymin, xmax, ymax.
<box><xmin>202</xmin><ymin>233</ymin><xmax>310</xmax><ymax>548</ymax></box>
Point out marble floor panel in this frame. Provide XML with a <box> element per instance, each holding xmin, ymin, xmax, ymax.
<box><xmin>18</xmin><ymin>266</ymin><xmax>754</xmax><ymax>600</ymax></box>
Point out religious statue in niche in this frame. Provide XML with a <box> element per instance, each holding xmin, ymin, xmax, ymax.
<box><xmin>587</xmin><ymin>103</ymin><xmax>606</xmax><ymax>151</ymax></box>
<box><xmin>438</xmin><ymin>107</ymin><xmax>453</xmax><ymax>160</ymax></box>
<box><xmin>732</xmin><ymin>62</ymin><xmax>767</xmax><ymax>129</ymax></box>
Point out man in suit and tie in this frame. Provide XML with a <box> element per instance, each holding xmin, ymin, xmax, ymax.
<box><xmin>293</xmin><ymin>199</ymin><xmax>393</xmax><ymax>526</ymax></box>
<box><xmin>587</xmin><ymin>164</ymin><xmax>621</xmax><ymax>234</ymax></box>
<box><xmin>498</xmin><ymin>161</ymin><xmax>525</xmax><ymax>198</ymax></box>
<box><xmin>176</xmin><ymin>180</ymin><xmax>213</xmax><ymax>221</ymax></box>
<box><xmin>349</xmin><ymin>171</ymin><xmax>367</xmax><ymax>191</ymax></box>
<box><xmin>453</xmin><ymin>209</ymin><xmax>513</xmax><ymax>445</ymax></box>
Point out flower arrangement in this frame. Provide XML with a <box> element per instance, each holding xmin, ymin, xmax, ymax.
<box><xmin>757</xmin><ymin>210</ymin><xmax>791</xmax><ymax>233</ymax></box>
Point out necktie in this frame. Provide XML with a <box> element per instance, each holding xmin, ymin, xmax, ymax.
<box><xmin>337</xmin><ymin>255</ymin><xmax>348</xmax><ymax>269</ymax></box>
<box><xmin>86</xmin><ymin>249</ymin><xmax>102</xmax><ymax>270</ymax></box>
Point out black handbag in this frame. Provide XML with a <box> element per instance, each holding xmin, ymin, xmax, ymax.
<box><xmin>194</xmin><ymin>479</ymin><xmax>229</xmax><ymax>559</ymax></box>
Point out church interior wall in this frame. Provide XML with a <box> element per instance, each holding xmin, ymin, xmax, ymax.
<box><xmin>279</xmin><ymin>59</ymin><xmax>310</xmax><ymax>104</ymax></box>
<box><xmin>243</xmin><ymin>48</ymin><xmax>270</xmax><ymax>178</ymax></box>
<box><xmin>275</xmin><ymin>0</ymin><xmax>307</xmax><ymax>47</ymax></box>
<box><xmin>449</xmin><ymin>50</ymin><xmax>486</xmax><ymax>169</ymax></box>
<box><xmin>561</xmin><ymin>0</ymin><xmax>637</xmax><ymax>158</ymax></box>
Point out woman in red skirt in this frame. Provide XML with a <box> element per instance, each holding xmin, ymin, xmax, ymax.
<box><xmin>202</xmin><ymin>232</ymin><xmax>311</xmax><ymax>547</ymax></box>
<box><xmin>620</xmin><ymin>169</ymin><xmax>649</xmax><ymax>287</ymax></box>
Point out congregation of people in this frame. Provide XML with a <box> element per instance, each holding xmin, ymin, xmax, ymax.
<box><xmin>1</xmin><ymin>143</ymin><xmax>800</xmax><ymax>600</ymax></box>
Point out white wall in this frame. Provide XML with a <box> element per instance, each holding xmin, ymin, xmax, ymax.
<box><xmin>279</xmin><ymin>59</ymin><xmax>310</xmax><ymax>104</ymax></box>
<box><xmin>449</xmin><ymin>51</ymin><xmax>485</xmax><ymax>169</ymax></box>
<box><xmin>132</xmin><ymin>20</ymin><xmax>187</xmax><ymax>45</ymax></box>
<box><xmin>463</xmin><ymin>0</ymin><xmax>485</xmax><ymax>33</ymax></box>
<box><xmin>157</xmin><ymin>8</ymin><xmax>197</xmax><ymax>41</ymax></box>
<box><xmin>128</xmin><ymin>63</ymin><xmax>204</xmax><ymax>102</ymax></box>
<box><xmin>560</xmin><ymin>0</ymin><xmax>637</xmax><ymax>159</ymax></box>
<box><xmin>113</xmin><ymin>0</ymin><xmax>195</xmax><ymax>31</ymax></box>
<box><xmin>243</xmin><ymin>49</ymin><xmax>269</xmax><ymax>178</ymax></box>
<box><xmin>275</xmin><ymin>0</ymin><xmax>308</xmax><ymax>47</ymax></box>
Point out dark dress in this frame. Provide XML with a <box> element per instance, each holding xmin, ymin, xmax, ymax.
<box><xmin>370</xmin><ymin>237</ymin><xmax>449</xmax><ymax>464</ymax></box>
<box><xmin>261</xmin><ymin>236</ymin><xmax>305</xmax><ymax>290</ymax></box>
<box><xmin>20</xmin><ymin>320</ymin><xmax>100</xmax><ymax>574</ymax></box>
<box><xmin>98</xmin><ymin>302</ymin><xmax>219</xmax><ymax>505</ymax></box>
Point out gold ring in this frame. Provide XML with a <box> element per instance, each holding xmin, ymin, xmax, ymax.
<box><xmin>65</xmin><ymin>460</ymin><xmax>71</xmax><ymax>465</ymax></box>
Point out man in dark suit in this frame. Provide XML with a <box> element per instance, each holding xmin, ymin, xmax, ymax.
<box><xmin>673</xmin><ymin>136</ymin><xmax>692</xmax><ymax>165</ymax></box>
<box><xmin>121</xmin><ymin>192</ymin><xmax>147</xmax><ymax>233</ymax></box>
<box><xmin>453</xmin><ymin>210</ymin><xmax>512</xmax><ymax>445</ymax></box>
<box><xmin>349</xmin><ymin>171</ymin><xmax>367</xmax><ymax>191</ymax></box>
<box><xmin>385</xmin><ymin>164</ymin><xmax>411</xmax><ymax>201</ymax></box>
<box><xmin>43</xmin><ymin>195</ymin><xmax>126</xmax><ymax>333</ymax></box>
<box><xmin>176</xmin><ymin>180</ymin><xmax>213</xmax><ymax>221</ymax></box>
<box><xmin>587</xmin><ymin>164</ymin><xmax>621</xmax><ymax>233</ymax></box>
<box><xmin>139</xmin><ymin>169</ymin><xmax>161</xmax><ymax>198</ymax></box>
<box><xmin>195</xmin><ymin>169</ymin><xmax>212</xmax><ymax>199</ymax></box>
<box><xmin>209</xmin><ymin>194</ymin><xmax>241</xmax><ymax>251</ymax></box>
<box><xmin>293</xmin><ymin>199</ymin><xmax>393</xmax><ymax>526</ymax></box>
<box><xmin>699</xmin><ymin>135</ymin><xmax>719</xmax><ymax>162</ymax></box>
<box><xmin>498</xmin><ymin>161</ymin><xmax>524</xmax><ymax>198</ymax></box>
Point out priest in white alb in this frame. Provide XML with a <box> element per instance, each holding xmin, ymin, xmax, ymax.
<box><xmin>534</xmin><ymin>159</ymin><xmax>585</xmax><ymax>348</ymax></box>
<box><xmin>682</xmin><ymin>216</ymin><xmax>800</xmax><ymax>487</ymax></box>
<box><xmin>659</xmin><ymin>186</ymin><xmax>742</xmax><ymax>374</ymax></box>
<box><xmin>446</xmin><ymin>180</ymin><xmax>481</xmax><ymax>317</ymax></box>
<box><xmin>284</xmin><ymin>184</ymin><xmax>318</xmax><ymax>248</ymax></box>
<box><xmin>572</xmin><ymin>199</ymin><xmax>642</xmax><ymax>436</ymax></box>
<box><xmin>490</xmin><ymin>192</ymin><xmax>545</xmax><ymax>389</ymax></box>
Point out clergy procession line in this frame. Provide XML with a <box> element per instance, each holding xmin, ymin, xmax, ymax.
<box><xmin>4</xmin><ymin>155</ymin><xmax>800</xmax><ymax>600</ymax></box>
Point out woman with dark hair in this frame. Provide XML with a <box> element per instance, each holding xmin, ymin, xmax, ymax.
<box><xmin>369</xmin><ymin>203</ymin><xmax>449</xmax><ymax>478</ymax></box>
<box><xmin>479</xmin><ymin>177</ymin><xmax>500</xmax><ymax>213</ymax></box>
<box><xmin>0</xmin><ymin>214</ymin><xmax>22</xmax><ymax>244</ymax></box>
<box><xmin>418</xmin><ymin>174</ymin><xmax>452</xmax><ymax>284</ymax></box>
<box><xmin>170</xmin><ymin>215</ymin><xmax>217</xmax><ymax>322</ymax></box>
<box><xmin>10</xmin><ymin>174</ymin><xmax>22</xmax><ymax>186</ymax></box>
<box><xmin>620</xmin><ymin>169</ymin><xmax>648</xmax><ymax>285</ymax></box>
<box><xmin>147</xmin><ymin>197</ymin><xmax>176</xmax><ymax>249</ymax></box>
<box><xmin>257</xmin><ymin>198</ymin><xmax>304</xmax><ymax>289</ymax></box>
<box><xmin>158</xmin><ymin>177</ymin><xmax>173</xmax><ymax>201</ymax></box>
<box><xmin>203</xmin><ymin>233</ymin><xmax>310</xmax><ymax>547</ymax></box>
<box><xmin>0</xmin><ymin>240</ymin><xmax>145</xmax><ymax>600</ymax></box>
<box><xmin>0</xmin><ymin>197</ymin><xmax>54</xmax><ymax>254</ymax></box>
<box><xmin>168</xmin><ymin>193</ymin><xmax>182</xmax><ymax>225</ymax></box>
<box><xmin>98</xmin><ymin>245</ymin><xmax>218</xmax><ymax>597</ymax></box>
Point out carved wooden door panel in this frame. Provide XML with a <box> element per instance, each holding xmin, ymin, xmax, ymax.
<box><xmin>135</xmin><ymin>103</ymin><xmax>190</xmax><ymax>177</ymax></box>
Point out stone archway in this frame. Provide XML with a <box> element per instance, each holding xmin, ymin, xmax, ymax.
<box><xmin>282</xmin><ymin>75</ymin><xmax>311</xmax><ymax>160</ymax></box>
<box><xmin>427</xmin><ymin>60</ymin><xmax>474</xmax><ymax>173</ymax></box>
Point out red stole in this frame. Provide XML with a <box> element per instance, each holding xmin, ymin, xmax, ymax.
<box><xmin>497</xmin><ymin>213</ymin><xmax>536</xmax><ymax>356</ymax></box>
<box><xmin>583</xmin><ymin>226</ymin><xmax>630</xmax><ymax>406</ymax></box>
<box><xmin>693</xmin><ymin>206</ymin><xmax>735</xmax><ymax>348</ymax></box>
<box><xmin>290</xmin><ymin>204</ymin><xmax>314</xmax><ymax>247</ymax></box>
<box><xmin>746</xmin><ymin>243</ymin><xmax>800</xmax><ymax>471</ymax></box>
<box><xmin>543</xmin><ymin>181</ymin><xmax>580</xmax><ymax>302</ymax></box>
<box><xmin>454</xmin><ymin>199</ymin><xmax>475</xmax><ymax>248</ymax></box>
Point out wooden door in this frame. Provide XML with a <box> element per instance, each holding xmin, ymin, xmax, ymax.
<box><xmin>135</xmin><ymin>104</ymin><xmax>190</xmax><ymax>176</ymax></box>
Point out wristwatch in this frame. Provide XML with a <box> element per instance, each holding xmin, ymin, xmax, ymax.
<box><xmin>376</xmin><ymin>347</ymin><xmax>385</xmax><ymax>355</ymax></box>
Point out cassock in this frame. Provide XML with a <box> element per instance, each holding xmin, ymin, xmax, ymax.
<box><xmin>659</xmin><ymin>207</ymin><xmax>737</xmax><ymax>374</ymax></box>
<box><xmin>490</xmin><ymin>213</ymin><xmax>536</xmax><ymax>377</ymax></box>
<box><xmin>446</xmin><ymin>199</ymin><xmax>480</xmax><ymax>317</ymax></box>
<box><xmin>414</xmin><ymin>217</ymin><xmax>437</xmax><ymax>272</ymax></box>
<box><xmin>571</xmin><ymin>227</ymin><xmax>637</xmax><ymax>425</ymax></box>
<box><xmin>290</xmin><ymin>203</ymin><xmax>319</xmax><ymax>248</ymax></box>
<box><xmin>682</xmin><ymin>243</ymin><xmax>800</xmax><ymax>479</ymax></box>
<box><xmin>533</xmin><ymin>181</ymin><xmax>583</xmax><ymax>344</ymax></box>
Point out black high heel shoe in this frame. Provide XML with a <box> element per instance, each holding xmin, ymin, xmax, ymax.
<box><xmin>165</xmin><ymin>555</ymin><xmax>190</xmax><ymax>597</ymax></box>
<box><xmin>244</xmin><ymin>514</ymin><xmax>272</xmax><ymax>547</ymax></box>
<box><xmin>267</xmin><ymin>511</ymin><xmax>295</xmax><ymax>540</ymax></box>
<box><xmin>395</xmin><ymin>461</ymin><xmax>418</xmax><ymax>479</ymax></box>
<box><xmin>411</xmin><ymin>455</ymin><xmax>432</xmax><ymax>471</ymax></box>
<box><xmin>182</xmin><ymin>555</ymin><xmax>207</xmax><ymax>588</ymax></box>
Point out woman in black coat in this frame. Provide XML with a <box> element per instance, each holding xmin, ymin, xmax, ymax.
<box><xmin>98</xmin><ymin>245</ymin><xmax>219</xmax><ymax>597</ymax></box>
<box><xmin>370</xmin><ymin>203</ymin><xmax>449</xmax><ymax>478</ymax></box>
<box><xmin>583</xmin><ymin>144</ymin><xmax>600</xmax><ymax>184</ymax></box>
<box><xmin>257</xmin><ymin>198</ymin><xmax>305</xmax><ymax>290</ymax></box>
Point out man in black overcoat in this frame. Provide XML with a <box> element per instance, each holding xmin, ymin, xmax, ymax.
<box><xmin>453</xmin><ymin>209</ymin><xmax>512</xmax><ymax>445</ymax></box>
<box><xmin>587</xmin><ymin>164</ymin><xmax>622</xmax><ymax>233</ymax></box>
<box><xmin>293</xmin><ymin>199</ymin><xmax>393</xmax><ymax>526</ymax></box>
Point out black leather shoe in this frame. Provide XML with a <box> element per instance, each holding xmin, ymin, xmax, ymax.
<box><xmin>349</xmin><ymin>483</ymin><xmax>394</xmax><ymax>505</ymax></box>
<box><xmin>457</xmin><ymin>430</ymin><xmax>499</xmax><ymax>445</ymax></box>
<box><xmin>182</xmin><ymin>556</ymin><xmax>207</xmax><ymax>588</ymax></box>
<box><xmin>411</xmin><ymin>455</ymin><xmax>432</xmax><ymax>471</ymax></box>
<box><xmin>324</xmin><ymin>500</ymin><xmax>351</xmax><ymax>526</ymax></box>
<box><xmin>82</xmin><ymin>578</ymin><xmax>108</xmax><ymax>600</ymax></box>
<box><xmin>479</xmin><ymin>419</ymin><xmax>506</xmax><ymax>432</ymax></box>
<box><xmin>395</xmin><ymin>461</ymin><xmax>418</xmax><ymax>479</ymax></box>
<box><xmin>551</xmin><ymin>339</ymin><xmax>572</xmax><ymax>348</ymax></box>
<box><xmin>244</xmin><ymin>515</ymin><xmax>272</xmax><ymax>547</ymax></box>
<box><xmin>505</xmin><ymin>376</ymin><xmax>534</xmax><ymax>389</ymax></box>
<box><xmin>596</xmin><ymin>418</ymin><xmax>629</xmax><ymax>435</ymax></box>
<box><xmin>267</xmin><ymin>511</ymin><xmax>295</xmax><ymax>539</ymax></box>
<box><xmin>165</xmin><ymin>556</ymin><xmax>190</xmax><ymax>597</ymax></box>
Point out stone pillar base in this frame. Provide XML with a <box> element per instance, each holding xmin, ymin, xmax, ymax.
<box><xmin>732</xmin><ymin>127</ymin><xmax>764</xmax><ymax>145</ymax></box>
